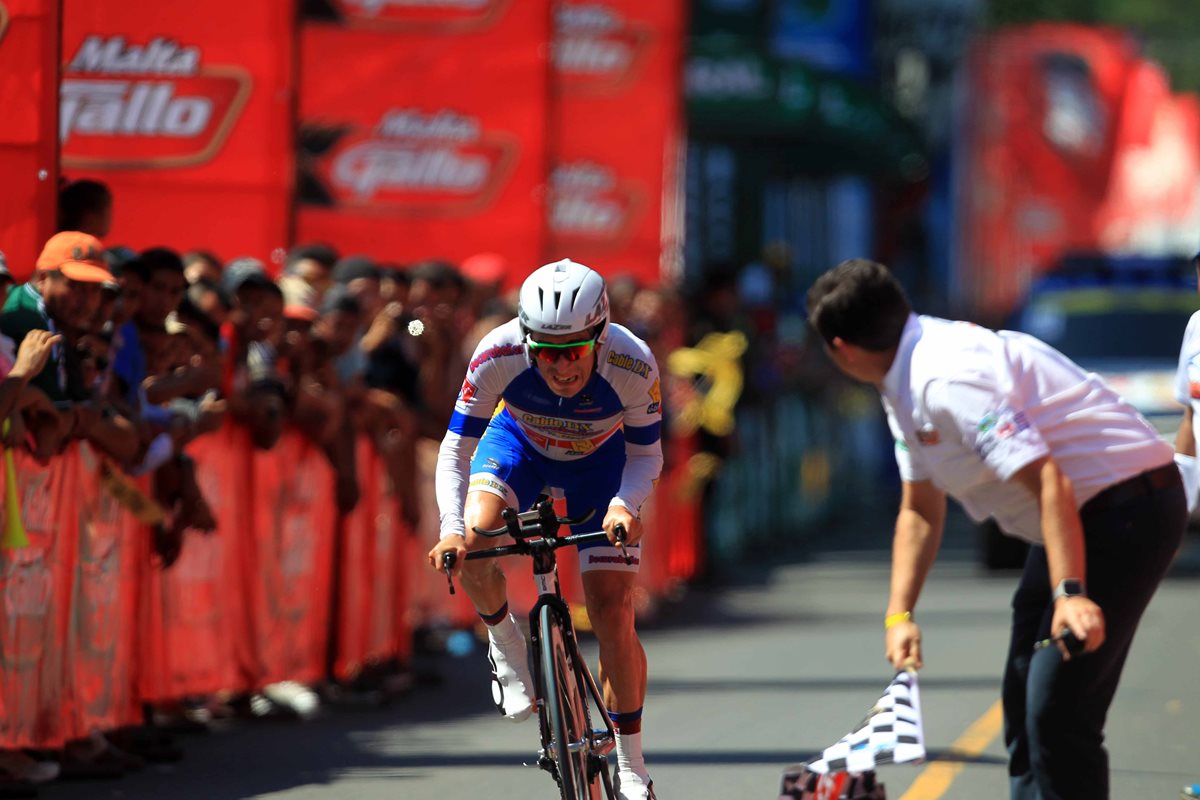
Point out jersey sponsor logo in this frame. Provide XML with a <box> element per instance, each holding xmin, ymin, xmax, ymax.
<box><xmin>301</xmin><ymin>108</ymin><xmax>518</xmax><ymax>212</ymax></box>
<box><xmin>895</xmin><ymin>437</ymin><xmax>910</xmax><ymax>453</ymax></box>
<box><xmin>915</xmin><ymin>426</ymin><xmax>939</xmax><ymax>446</ymax></box>
<box><xmin>61</xmin><ymin>35</ymin><xmax>251</xmax><ymax>169</ymax></box>
<box><xmin>519</xmin><ymin>413</ymin><xmax>593</xmax><ymax>436</ymax></box>
<box><xmin>1190</xmin><ymin>380</ymin><xmax>1200</xmax><ymax>400</ymax></box>
<box><xmin>976</xmin><ymin>408</ymin><xmax>1031</xmax><ymax>456</ymax></box>
<box><xmin>459</xmin><ymin>379</ymin><xmax>478</xmax><ymax>403</ymax></box>
<box><xmin>587</xmin><ymin>552</ymin><xmax>640</xmax><ymax>566</ymax></box>
<box><xmin>646</xmin><ymin>377</ymin><xmax>661</xmax><ymax>414</ymax></box>
<box><xmin>469</xmin><ymin>342</ymin><xmax>524</xmax><ymax>372</ymax></box>
<box><xmin>606</xmin><ymin>350</ymin><xmax>651</xmax><ymax>378</ymax></box>
<box><xmin>565</xmin><ymin>438</ymin><xmax>595</xmax><ymax>456</ymax></box>
<box><xmin>469</xmin><ymin>475</ymin><xmax>508</xmax><ymax>495</ymax></box>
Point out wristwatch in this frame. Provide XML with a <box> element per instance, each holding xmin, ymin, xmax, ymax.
<box><xmin>1052</xmin><ymin>578</ymin><xmax>1086</xmax><ymax>602</ymax></box>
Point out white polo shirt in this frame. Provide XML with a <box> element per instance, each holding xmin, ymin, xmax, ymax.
<box><xmin>1174</xmin><ymin>310</ymin><xmax>1200</xmax><ymax>437</ymax></box>
<box><xmin>882</xmin><ymin>314</ymin><xmax>1173</xmax><ymax>544</ymax></box>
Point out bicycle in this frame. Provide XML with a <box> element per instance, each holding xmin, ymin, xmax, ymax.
<box><xmin>442</xmin><ymin>499</ymin><xmax>632</xmax><ymax>800</ymax></box>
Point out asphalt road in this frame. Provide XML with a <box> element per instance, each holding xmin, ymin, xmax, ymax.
<box><xmin>45</xmin><ymin>533</ymin><xmax>1200</xmax><ymax>800</ymax></box>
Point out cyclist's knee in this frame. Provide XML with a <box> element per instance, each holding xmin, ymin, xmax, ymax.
<box><xmin>463</xmin><ymin>490</ymin><xmax>509</xmax><ymax>550</ymax></box>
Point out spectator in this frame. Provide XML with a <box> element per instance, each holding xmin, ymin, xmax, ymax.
<box><xmin>379</xmin><ymin>264</ymin><xmax>411</xmax><ymax>306</ymax></box>
<box><xmin>0</xmin><ymin>231</ymin><xmax>137</xmax><ymax>463</ymax></box>
<box><xmin>284</xmin><ymin>242</ymin><xmax>338</xmax><ymax>299</ymax></box>
<box><xmin>183</xmin><ymin>250</ymin><xmax>223</xmax><ymax>285</ymax></box>
<box><xmin>186</xmin><ymin>278</ymin><xmax>231</xmax><ymax>328</ymax></box>
<box><xmin>58</xmin><ymin>179</ymin><xmax>113</xmax><ymax>238</ymax></box>
<box><xmin>221</xmin><ymin>258</ymin><xmax>286</xmax><ymax>450</ymax></box>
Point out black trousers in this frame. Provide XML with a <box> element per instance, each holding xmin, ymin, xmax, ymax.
<box><xmin>1003</xmin><ymin>465</ymin><xmax>1186</xmax><ymax>800</ymax></box>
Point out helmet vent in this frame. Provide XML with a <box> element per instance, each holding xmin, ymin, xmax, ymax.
<box><xmin>566</xmin><ymin>287</ymin><xmax>579</xmax><ymax>311</ymax></box>
<box><xmin>553</xmin><ymin>290</ymin><xmax>563</xmax><ymax>310</ymax></box>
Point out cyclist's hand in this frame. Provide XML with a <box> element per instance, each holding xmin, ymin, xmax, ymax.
<box><xmin>886</xmin><ymin>620</ymin><xmax>923</xmax><ymax>671</ymax></box>
<box><xmin>428</xmin><ymin>535</ymin><xmax>467</xmax><ymax>575</ymax></box>
<box><xmin>603</xmin><ymin>504</ymin><xmax>641</xmax><ymax>546</ymax></box>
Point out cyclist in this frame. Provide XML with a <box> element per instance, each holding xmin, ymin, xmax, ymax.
<box><xmin>428</xmin><ymin>259</ymin><xmax>662</xmax><ymax>800</ymax></box>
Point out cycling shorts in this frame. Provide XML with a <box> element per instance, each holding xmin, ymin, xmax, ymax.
<box><xmin>468</xmin><ymin>415</ymin><xmax>640</xmax><ymax>574</ymax></box>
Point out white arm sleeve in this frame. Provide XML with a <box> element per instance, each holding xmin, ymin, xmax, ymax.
<box><xmin>435</xmin><ymin>429</ymin><xmax>479</xmax><ymax>540</ymax></box>
<box><xmin>611</xmin><ymin>441</ymin><xmax>664</xmax><ymax>515</ymax></box>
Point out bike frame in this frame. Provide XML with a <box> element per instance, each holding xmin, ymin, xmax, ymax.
<box><xmin>525</xmin><ymin>545</ymin><xmax>616</xmax><ymax>787</ymax></box>
<box><xmin>450</xmin><ymin>501</ymin><xmax>624</xmax><ymax>799</ymax></box>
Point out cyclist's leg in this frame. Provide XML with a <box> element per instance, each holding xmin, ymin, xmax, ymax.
<box><xmin>461</xmin><ymin>421</ymin><xmax>544</xmax><ymax>721</ymax></box>
<box><xmin>459</xmin><ymin>418</ymin><xmax>545</xmax><ymax>602</ymax></box>
<box><xmin>561</xmin><ymin>449</ymin><xmax>654</xmax><ymax>797</ymax></box>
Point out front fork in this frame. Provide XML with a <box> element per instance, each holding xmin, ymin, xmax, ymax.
<box><xmin>527</xmin><ymin>562</ymin><xmax>616</xmax><ymax>780</ymax></box>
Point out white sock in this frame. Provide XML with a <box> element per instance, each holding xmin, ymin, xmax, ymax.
<box><xmin>616</xmin><ymin>732</ymin><xmax>647</xmax><ymax>779</ymax></box>
<box><xmin>486</xmin><ymin>611</ymin><xmax>520</xmax><ymax>643</ymax></box>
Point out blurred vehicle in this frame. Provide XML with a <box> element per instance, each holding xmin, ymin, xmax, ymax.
<box><xmin>980</xmin><ymin>254</ymin><xmax>1196</xmax><ymax>569</ymax></box>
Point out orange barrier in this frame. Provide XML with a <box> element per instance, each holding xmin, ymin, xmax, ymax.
<box><xmin>333</xmin><ymin>437</ymin><xmax>410</xmax><ymax>681</ymax></box>
<box><xmin>0</xmin><ymin>424</ymin><xmax>700</xmax><ymax>748</ymax></box>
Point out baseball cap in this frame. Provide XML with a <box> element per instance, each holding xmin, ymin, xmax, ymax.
<box><xmin>461</xmin><ymin>252</ymin><xmax>507</xmax><ymax>285</ymax></box>
<box><xmin>36</xmin><ymin>231</ymin><xmax>113</xmax><ymax>283</ymax></box>
<box><xmin>332</xmin><ymin>255</ymin><xmax>379</xmax><ymax>285</ymax></box>
<box><xmin>221</xmin><ymin>257</ymin><xmax>275</xmax><ymax>295</ymax></box>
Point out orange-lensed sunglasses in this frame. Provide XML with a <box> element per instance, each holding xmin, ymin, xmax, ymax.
<box><xmin>526</xmin><ymin>335</ymin><xmax>597</xmax><ymax>364</ymax></box>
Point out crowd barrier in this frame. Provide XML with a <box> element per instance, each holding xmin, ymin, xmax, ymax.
<box><xmin>0</xmin><ymin>424</ymin><xmax>702</xmax><ymax>749</ymax></box>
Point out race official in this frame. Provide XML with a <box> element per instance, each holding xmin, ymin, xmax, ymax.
<box><xmin>807</xmin><ymin>259</ymin><xmax>1186</xmax><ymax>800</ymax></box>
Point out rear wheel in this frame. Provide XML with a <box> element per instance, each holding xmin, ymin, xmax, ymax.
<box><xmin>538</xmin><ymin>604</ymin><xmax>594</xmax><ymax>800</ymax></box>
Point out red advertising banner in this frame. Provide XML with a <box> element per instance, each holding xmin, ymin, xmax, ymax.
<box><xmin>60</xmin><ymin>0</ymin><xmax>295</xmax><ymax>263</ymax></box>
<box><xmin>0</xmin><ymin>0</ymin><xmax>59</xmax><ymax>281</ymax></box>
<box><xmin>140</xmin><ymin>425</ymin><xmax>249</xmax><ymax>701</ymax></box>
<box><xmin>249</xmin><ymin>431</ymin><xmax>336</xmax><ymax>686</ymax></box>
<box><xmin>296</xmin><ymin>2</ymin><xmax>551</xmax><ymax>283</ymax></box>
<box><xmin>957</xmin><ymin>24</ymin><xmax>1200</xmax><ymax>318</ymax></box>
<box><xmin>67</xmin><ymin>445</ymin><xmax>140</xmax><ymax>738</ymax></box>
<box><xmin>545</xmin><ymin>1</ymin><xmax>686</xmax><ymax>287</ymax></box>
<box><xmin>0</xmin><ymin>446</ymin><xmax>74</xmax><ymax>748</ymax></box>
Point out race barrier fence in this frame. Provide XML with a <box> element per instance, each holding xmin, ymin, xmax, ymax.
<box><xmin>0</xmin><ymin>423</ymin><xmax>700</xmax><ymax>749</ymax></box>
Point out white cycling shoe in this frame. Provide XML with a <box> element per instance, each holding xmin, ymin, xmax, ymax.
<box><xmin>487</xmin><ymin>631</ymin><xmax>534</xmax><ymax>722</ymax></box>
<box><xmin>613</xmin><ymin>770</ymin><xmax>656</xmax><ymax>799</ymax></box>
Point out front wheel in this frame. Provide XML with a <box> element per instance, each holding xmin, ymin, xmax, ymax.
<box><xmin>538</xmin><ymin>604</ymin><xmax>595</xmax><ymax>800</ymax></box>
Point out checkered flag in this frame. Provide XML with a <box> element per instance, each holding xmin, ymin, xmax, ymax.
<box><xmin>806</xmin><ymin>669</ymin><xmax>925</xmax><ymax>775</ymax></box>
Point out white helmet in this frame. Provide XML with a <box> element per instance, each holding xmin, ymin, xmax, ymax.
<box><xmin>518</xmin><ymin>259</ymin><xmax>609</xmax><ymax>342</ymax></box>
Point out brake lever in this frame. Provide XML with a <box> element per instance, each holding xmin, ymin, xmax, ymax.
<box><xmin>613</xmin><ymin>523</ymin><xmax>632</xmax><ymax>566</ymax></box>
<box><xmin>442</xmin><ymin>551</ymin><xmax>457</xmax><ymax>595</ymax></box>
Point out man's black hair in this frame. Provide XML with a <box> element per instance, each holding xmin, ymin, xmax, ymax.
<box><xmin>332</xmin><ymin>255</ymin><xmax>380</xmax><ymax>284</ymax></box>
<box><xmin>183</xmin><ymin>250</ymin><xmax>223</xmax><ymax>272</ymax></box>
<box><xmin>319</xmin><ymin>283</ymin><xmax>363</xmax><ymax>317</ymax></box>
<box><xmin>175</xmin><ymin>296</ymin><xmax>222</xmax><ymax>344</ymax></box>
<box><xmin>58</xmin><ymin>179</ymin><xmax>112</xmax><ymax>231</ymax></box>
<box><xmin>187</xmin><ymin>278</ymin><xmax>233</xmax><ymax>311</ymax></box>
<box><xmin>105</xmin><ymin>246</ymin><xmax>150</xmax><ymax>282</ymax></box>
<box><xmin>410</xmin><ymin>259</ymin><xmax>465</xmax><ymax>291</ymax></box>
<box><xmin>806</xmin><ymin>259</ymin><xmax>912</xmax><ymax>352</ymax></box>
<box><xmin>285</xmin><ymin>242</ymin><xmax>339</xmax><ymax>271</ymax></box>
<box><xmin>140</xmin><ymin>247</ymin><xmax>186</xmax><ymax>277</ymax></box>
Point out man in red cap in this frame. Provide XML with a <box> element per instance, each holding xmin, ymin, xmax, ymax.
<box><xmin>1</xmin><ymin>232</ymin><xmax>111</xmax><ymax>403</ymax></box>
<box><xmin>0</xmin><ymin>231</ymin><xmax>137</xmax><ymax>462</ymax></box>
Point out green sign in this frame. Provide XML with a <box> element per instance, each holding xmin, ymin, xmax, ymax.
<box><xmin>686</xmin><ymin>36</ymin><xmax>927</xmax><ymax>179</ymax></box>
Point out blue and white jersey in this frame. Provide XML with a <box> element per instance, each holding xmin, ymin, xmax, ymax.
<box><xmin>435</xmin><ymin>319</ymin><xmax>664</xmax><ymax>539</ymax></box>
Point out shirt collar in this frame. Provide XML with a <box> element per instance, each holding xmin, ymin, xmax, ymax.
<box><xmin>881</xmin><ymin>313</ymin><xmax>922</xmax><ymax>400</ymax></box>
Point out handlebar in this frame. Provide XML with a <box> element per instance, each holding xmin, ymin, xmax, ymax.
<box><xmin>440</xmin><ymin>502</ymin><xmax>634</xmax><ymax>594</ymax></box>
<box><xmin>471</xmin><ymin>502</ymin><xmax>594</xmax><ymax>539</ymax></box>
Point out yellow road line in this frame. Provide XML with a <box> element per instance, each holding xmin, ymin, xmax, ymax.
<box><xmin>899</xmin><ymin>699</ymin><xmax>1004</xmax><ymax>800</ymax></box>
